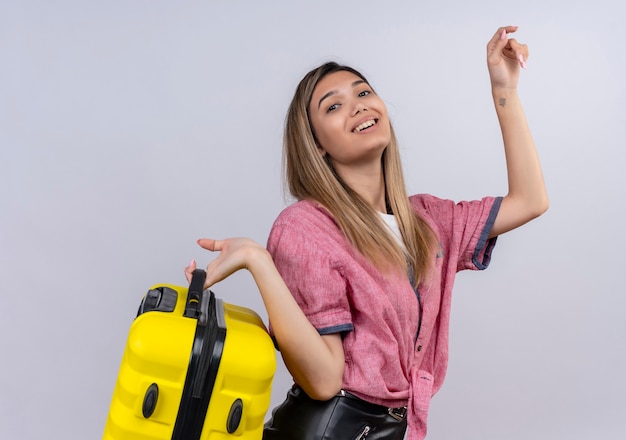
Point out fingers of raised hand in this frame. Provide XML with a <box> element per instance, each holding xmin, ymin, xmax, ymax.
<box><xmin>505</xmin><ymin>39</ymin><xmax>529</xmax><ymax>69</ymax></box>
<box><xmin>517</xmin><ymin>42</ymin><xmax>529</xmax><ymax>68</ymax></box>
<box><xmin>488</xmin><ymin>25</ymin><xmax>529</xmax><ymax>70</ymax></box>
<box><xmin>488</xmin><ymin>25</ymin><xmax>518</xmax><ymax>51</ymax></box>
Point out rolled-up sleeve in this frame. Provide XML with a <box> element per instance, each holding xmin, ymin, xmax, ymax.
<box><xmin>267</xmin><ymin>206</ymin><xmax>354</xmax><ymax>335</ymax></box>
<box><xmin>410</xmin><ymin>194</ymin><xmax>503</xmax><ymax>272</ymax></box>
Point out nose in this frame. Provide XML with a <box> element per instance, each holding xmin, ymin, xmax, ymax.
<box><xmin>352</xmin><ymin>101</ymin><xmax>367</xmax><ymax>115</ymax></box>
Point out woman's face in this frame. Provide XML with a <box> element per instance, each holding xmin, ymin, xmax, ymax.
<box><xmin>308</xmin><ymin>70</ymin><xmax>391</xmax><ymax>169</ymax></box>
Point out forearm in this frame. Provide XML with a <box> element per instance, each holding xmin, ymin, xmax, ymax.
<box><xmin>490</xmin><ymin>87</ymin><xmax>548</xmax><ymax>236</ymax></box>
<box><xmin>247</xmin><ymin>247</ymin><xmax>344</xmax><ymax>400</ymax></box>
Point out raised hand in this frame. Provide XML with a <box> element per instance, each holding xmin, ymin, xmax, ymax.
<box><xmin>487</xmin><ymin>26</ymin><xmax>528</xmax><ymax>90</ymax></box>
<box><xmin>184</xmin><ymin>237</ymin><xmax>267</xmax><ymax>289</ymax></box>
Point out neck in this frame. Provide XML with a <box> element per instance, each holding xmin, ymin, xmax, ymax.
<box><xmin>332</xmin><ymin>160</ymin><xmax>386</xmax><ymax>213</ymax></box>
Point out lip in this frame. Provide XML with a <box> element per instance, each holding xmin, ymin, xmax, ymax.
<box><xmin>351</xmin><ymin>116</ymin><xmax>379</xmax><ymax>133</ymax></box>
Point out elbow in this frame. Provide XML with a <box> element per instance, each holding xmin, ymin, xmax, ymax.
<box><xmin>539</xmin><ymin>199</ymin><xmax>549</xmax><ymax>216</ymax></box>
<box><xmin>511</xmin><ymin>191</ymin><xmax>549</xmax><ymax>221</ymax></box>
<box><xmin>300</xmin><ymin>375</ymin><xmax>343</xmax><ymax>401</ymax></box>
<box><xmin>525</xmin><ymin>201</ymin><xmax>548</xmax><ymax>223</ymax></box>
<box><xmin>304</xmin><ymin>384</ymin><xmax>342</xmax><ymax>402</ymax></box>
<box><xmin>492</xmin><ymin>192</ymin><xmax>549</xmax><ymax>237</ymax></box>
<box><xmin>281</xmin><ymin>333</ymin><xmax>345</xmax><ymax>401</ymax></box>
<box><xmin>531</xmin><ymin>193</ymin><xmax>550</xmax><ymax>219</ymax></box>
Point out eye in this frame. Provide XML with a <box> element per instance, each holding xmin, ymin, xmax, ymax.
<box><xmin>326</xmin><ymin>103</ymin><xmax>339</xmax><ymax>113</ymax></box>
<box><xmin>358</xmin><ymin>90</ymin><xmax>371</xmax><ymax>98</ymax></box>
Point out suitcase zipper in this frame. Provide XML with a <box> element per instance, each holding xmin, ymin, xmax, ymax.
<box><xmin>355</xmin><ymin>425</ymin><xmax>371</xmax><ymax>439</ymax></box>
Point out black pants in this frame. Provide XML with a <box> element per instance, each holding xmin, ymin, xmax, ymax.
<box><xmin>263</xmin><ymin>386</ymin><xmax>407</xmax><ymax>440</ymax></box>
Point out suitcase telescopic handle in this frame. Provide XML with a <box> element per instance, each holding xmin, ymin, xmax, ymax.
<box><xmin>184</xmin><ymin>269</ymin><xmax>207</xmax><ymax>318</ymax></box>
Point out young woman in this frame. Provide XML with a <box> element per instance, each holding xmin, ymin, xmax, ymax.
<box><xmin>186</xmin><ymin>26</ymin><xmax>548</xmax><ymax>440</ymax></box>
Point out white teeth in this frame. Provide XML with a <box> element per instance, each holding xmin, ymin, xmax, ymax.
<box><xmin>353</xmin><ymin>119</ymin><xmax>376</xmax><ymax>133</ymax></box>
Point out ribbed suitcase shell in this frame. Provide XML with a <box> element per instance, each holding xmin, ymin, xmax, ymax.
<box><xmin>103</xmin><ymin>273</ymin><xmax>276</xmax><ymax>439</ymax></box>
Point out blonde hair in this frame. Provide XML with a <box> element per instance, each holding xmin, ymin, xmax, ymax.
<box><xmin>284</xmin><ymin>62</ymin><xmax>435</xmax><ymax>285</ymax></box>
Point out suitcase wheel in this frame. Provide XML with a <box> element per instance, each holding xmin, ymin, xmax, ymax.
<box><xmin>226</xmin><ymin>398</ymin><xmax>243</xmax><ymax>433</ymax></box>
<box><xmin>142</xmin><ymin>383</ymin><xmax>159</xmax><ymax>418</ymax></box>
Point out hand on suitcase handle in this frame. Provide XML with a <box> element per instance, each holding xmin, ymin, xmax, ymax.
<box><xmin>186</xmin><ymin>237</ymin><xmax>347</xmax><ymax>400</ymax></box>
<box><xmin>184</xmin><ymin>237</ymin><xmax>270</xmax><ymax>290</ymax></box>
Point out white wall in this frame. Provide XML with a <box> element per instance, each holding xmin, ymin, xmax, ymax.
<box><xmin>1</xmin><ymin>1</ymin><xmax>625</xmax><ymax>438</ymax></box>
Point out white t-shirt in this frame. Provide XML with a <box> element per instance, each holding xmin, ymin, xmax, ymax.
<box><xmin>379</xmin><ymin>212</ymin><xmax>404</xmax><ymax>248</ymax></box>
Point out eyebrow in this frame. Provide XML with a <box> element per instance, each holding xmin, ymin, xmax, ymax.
<box><xmin>317</xmin><ymin>79</ymin><xmax>366</xmax><ymax>109</ymax></box>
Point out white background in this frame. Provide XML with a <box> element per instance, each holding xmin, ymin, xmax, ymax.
<box><xmin>1</xmin><ymin>1</ymin><xmax>625</xmax><ymax>439</ymax></box>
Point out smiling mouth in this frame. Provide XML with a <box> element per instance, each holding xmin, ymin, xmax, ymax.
<box><xmin>353</xmin><ymin>119</ymin><xmax>378</xmax><ymax>133</ymax></box>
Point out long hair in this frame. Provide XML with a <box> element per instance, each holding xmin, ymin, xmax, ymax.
<box><xmin>283</xmin><ymin>61</ymin><xmax>436</xmax><ymax>285</ymax></box>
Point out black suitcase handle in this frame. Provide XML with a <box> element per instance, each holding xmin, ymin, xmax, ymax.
<box><xmin>172</xmin><ymin>269</ymin><xmax>227</xmax><ymax>439</ymax></box>
<box><xmin>184</xmin><ymin>269</ymin><xmax>207</xmax><ymax>318</ymax></box>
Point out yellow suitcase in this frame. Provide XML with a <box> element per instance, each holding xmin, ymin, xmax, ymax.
<box><xmin>103</xmin><ymin>269</ymin><xmax>276</xmax><ymax>439</ymax></box>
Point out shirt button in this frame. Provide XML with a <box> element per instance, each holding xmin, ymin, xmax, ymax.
<box><xmin>417</xmin><ymin>345</ymin><xmax>422</xmax><ymax>352</ymax></box>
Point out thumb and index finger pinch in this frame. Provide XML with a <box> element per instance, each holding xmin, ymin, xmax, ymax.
<box><xmin>488</xmin><ymin>25</ymin><xmax>529</xmax><ymax>68</ymax></box>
